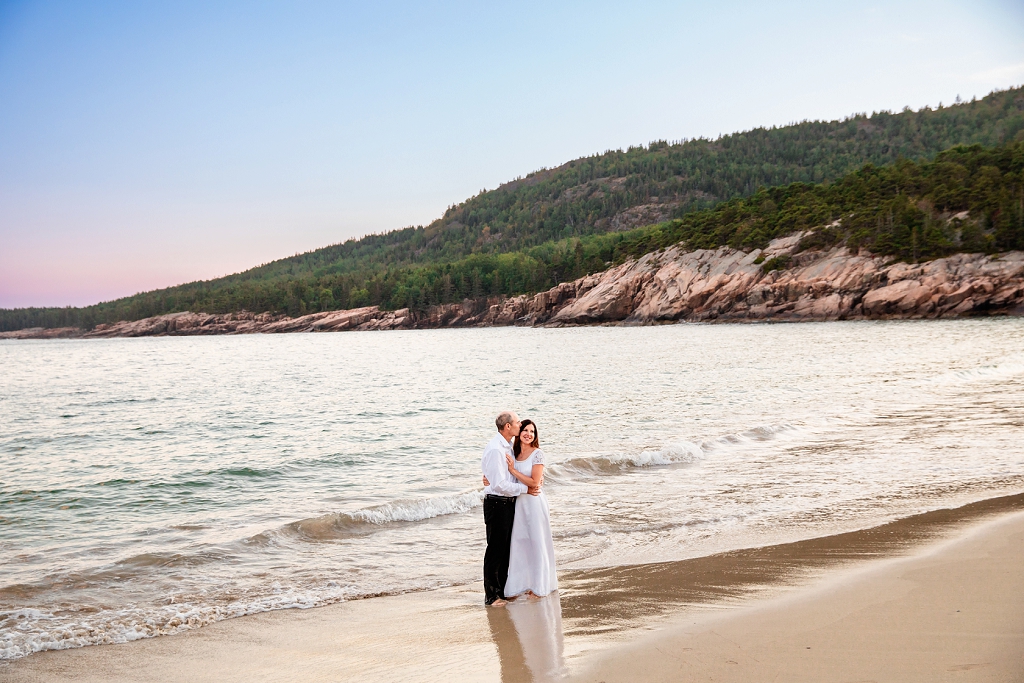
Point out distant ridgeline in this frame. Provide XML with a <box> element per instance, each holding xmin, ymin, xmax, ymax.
<box><xmin>4</xmin><ymin>87</ymin><xmax>1024</xmax><ymax>332</ymax></box>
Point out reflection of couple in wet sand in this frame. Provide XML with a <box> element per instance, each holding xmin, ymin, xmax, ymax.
<box><xmin>482</xmin><ymin>411</ymin><xmax>564</xmax><ymax>682</ymax></box>
<box><xmin>481</xmin><ymin>411</ymin><xmax>558</xmax><ymax>607</ymax></box>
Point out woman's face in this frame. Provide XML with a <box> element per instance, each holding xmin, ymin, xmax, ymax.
<box><xmin>519</xmin><ymin>424</ymin><xmax>536</xmax><ymax>446</ymax></box>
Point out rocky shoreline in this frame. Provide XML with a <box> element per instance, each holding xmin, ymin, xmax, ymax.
<box><xmin>4</xmin><ymin>235</ymin><xmax>1024</xmax><ymax>340</ymax></box>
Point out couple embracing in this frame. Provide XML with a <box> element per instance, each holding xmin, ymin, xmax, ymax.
<box><xmin>481</xmin><ymin>411</ymin><xmax>558</xmax><ymax>606</ymax></box>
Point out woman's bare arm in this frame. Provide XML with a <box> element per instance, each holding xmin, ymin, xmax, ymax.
<box><xmin>506</xmin><ymin>454</ymin><xmax>544</xmax><ymax>487</ymax></box>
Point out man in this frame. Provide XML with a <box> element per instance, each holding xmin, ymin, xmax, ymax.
<box><xmin>482</xmin><ymin>410</ymin><xmax>540</xmax><ymax>606</ymax></box>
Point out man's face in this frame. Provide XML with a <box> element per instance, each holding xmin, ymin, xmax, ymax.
<box><xmin>510</xmin><ymin>416</ymin><xmax>522</xmax><ymax>436</ymax></box>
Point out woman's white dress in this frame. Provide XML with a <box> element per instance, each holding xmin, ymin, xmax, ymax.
<box><xmin>504</xmin><ymin>449</ymin><xmax>558</xmax><ymax>597</ymax></box>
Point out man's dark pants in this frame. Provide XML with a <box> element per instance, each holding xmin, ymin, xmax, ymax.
<box><xmin>483</xmin><ymin>494</ymin><xmax>517</xmax><ymax>604</ymax></box>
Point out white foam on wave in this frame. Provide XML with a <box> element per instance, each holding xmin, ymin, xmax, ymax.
<box><xmin>699</xmin><ymin>423</ymin><xmax>801</xmax><ymax>454</ymax></box>
<box><xmin>608</xmin><ymin>441</ymin><xmax>705</xmax><ymax>467</ymax></box>
<box><xmin>279</xmin><ymin>490</ymin><xmax>485</xmax><ymax>541</ymax></box>
<box><xmin>552</xmin><ymin>441</ymin><xmax>704</xmax><ymax>476</ymax></box>
<box><xmin>351</xmin><ymin>491</ymin><xmax>483</xmax><ymax>525</ymax></box>
<box><xmin>0</xmin><ymin>577</ymin><xmax>438</xmax><ymax>661</ymax></box>
<box><xmin>550</xmin><ymin>424</ymin><xmax>801</xmax><ymax>478</ymax></box>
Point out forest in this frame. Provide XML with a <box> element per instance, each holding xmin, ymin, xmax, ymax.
<box><xmin>3</xmin><ymin>87</ymin><xmax>1024</xmax><ymax>332</ymax></box>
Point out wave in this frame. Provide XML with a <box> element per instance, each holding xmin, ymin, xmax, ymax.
<box><xmin>0</xmin><ymin>491</ymin><xmax>489</xmax><ymax>660</ymax></box>
<box><xmin>0</xmin><ymin>581</ymin><xmax>398</xmax><ymax>661</ymax></box>
<box><xmin>1</xmin><ymin>557</ymin><xmax>479</xmax><ymax>661</ymax></box>
<box><xmin>551</xmin><ymin>441</ymin><xmax>704</xmax><ymax>477</ymax></box>
<box><xmin>268</xmin><ymin>423</ymin><xmax>800</xmax><ymax>541</ymax></box>
<box><xmin>548</xmin><ymin>423</ymin><xmax>798</xmax><ymax>479</ymax></box>
<box><xmin>266</xmin><ymin>490</ymin><xmax>486</xmax><ymax>542</ymax></box>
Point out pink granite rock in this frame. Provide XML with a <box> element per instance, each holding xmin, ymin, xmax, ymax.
<box><xmin>6</xmin><ymin>239</ymin><xmax>1024</xmax><ymax>340</ymax></box>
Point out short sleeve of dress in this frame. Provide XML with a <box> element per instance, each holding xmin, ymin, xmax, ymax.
<box><xmin>533</xmin><ymin>449</ymin><xmax>545</xmax><ymax>464</ymax></box>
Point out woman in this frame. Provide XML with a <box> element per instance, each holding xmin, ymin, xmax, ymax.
<box><xmin>503</xmin><ymin>419</ymin><xmax>558</xmax><ymax>598</ymax></box>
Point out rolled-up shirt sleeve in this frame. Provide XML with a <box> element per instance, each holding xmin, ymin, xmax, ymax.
<box><xmin>483</xmin><ymin>446</ymin><xmax>527</xmax><ymax>496</ymax></box>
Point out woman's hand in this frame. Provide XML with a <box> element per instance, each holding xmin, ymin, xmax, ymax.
<box><xmin>506</xmin><ymin>453</ymin><xmax>516</xmax><ymax>472</ymax></box>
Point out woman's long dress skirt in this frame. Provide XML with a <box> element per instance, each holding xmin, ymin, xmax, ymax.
<box><xmin>504</xmin><ymin>491</ymin><xmax>558</xmax><ymax>597</ymax></box>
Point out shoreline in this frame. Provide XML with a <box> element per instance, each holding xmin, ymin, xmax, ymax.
<box><xmin>3</xmin><ymin>306</ymin><xmax>1023</xmax><ymax>341</ymax></box>
<box><xmin>3</xmin><ymin>244</ymin><xmax>1023</xmax><ymax>340</ymax></box>
<box><xmin>3</xmin><ymin>493</ymin><xmax>1023</xmax><ymax>682</ymax></box>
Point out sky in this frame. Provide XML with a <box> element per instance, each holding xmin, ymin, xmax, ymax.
<box><xmin>1</xmin><ymin>1</ymin><xmax>1023</xmax><ymax>308</ymax></box>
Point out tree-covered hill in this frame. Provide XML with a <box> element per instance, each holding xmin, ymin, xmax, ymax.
<box><xmin>610</xmin><ymin>140</ymin><xmax>1024</xmax><ymax>263</ymax></box>
<box><xmin>4</xmin><ymin>87</ymin><xmax>1024</xmax><ymax>331</ymax></box>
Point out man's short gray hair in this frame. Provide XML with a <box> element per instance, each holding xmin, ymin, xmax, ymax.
<box><xmin>495</xmin><ymin>411</ymin><xmax>515</xmax><ymax>432</ymax></box>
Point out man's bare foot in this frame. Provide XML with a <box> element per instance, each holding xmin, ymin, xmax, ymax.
<box><xmin>488</xmin><ymin>598</ymin><xmax>508</xmax><ymax>607</ymax></box>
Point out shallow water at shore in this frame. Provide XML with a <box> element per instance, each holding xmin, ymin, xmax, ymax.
<box><xmin>6</xmin><ymin>497</ymin><xmax>1023</xmax><ymax>683</ymax></box>
<box><xmin>2</xmin><ymin>319</ymin><xmax>1023</xmax><ymax>659</ymax></box>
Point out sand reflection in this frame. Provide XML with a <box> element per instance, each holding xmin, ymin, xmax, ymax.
<box><xmin>486</xmin><ymin>593</ymin><xmax>566</xmax><ymax>682</ymax></box>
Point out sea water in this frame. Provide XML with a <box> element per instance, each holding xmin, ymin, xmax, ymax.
<box><xmin>1</xmin><ymin>319</ymin><xmax>1023</xmax><ymax>659</ymax></box>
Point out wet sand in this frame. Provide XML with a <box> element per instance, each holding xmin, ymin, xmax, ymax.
<box><xmin>2</xmin><ymin>494</ymin><xmax>1023</xmax><ymax>682</ymax></box>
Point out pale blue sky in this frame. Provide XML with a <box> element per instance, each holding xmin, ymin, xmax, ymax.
<box><xmin>1</xmin><ymin>0</ymin><xmax>1023</xmax><ymax>307</ymax></box>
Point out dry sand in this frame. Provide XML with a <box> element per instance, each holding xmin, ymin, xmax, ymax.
<box><xmin>2</xmin><ymin>498</ymin><xmax>1023</xmax><ymax>683</ymax></box>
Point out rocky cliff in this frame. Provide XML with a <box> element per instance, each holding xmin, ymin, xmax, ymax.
<box><xmin>4</xmin><ymin>236</ymin><xmax>1023</xmax><ymax>340</ymax></box>
<box><xmin>528</xmin><ymin>234</ymin><xmax>1024</xmax><ymax>325</ymax></box>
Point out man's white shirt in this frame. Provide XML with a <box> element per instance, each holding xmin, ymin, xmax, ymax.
<box><xmin>482</xmin><ymin>433</ymin><xmax>527</xmax><ymax>497</ymax></box>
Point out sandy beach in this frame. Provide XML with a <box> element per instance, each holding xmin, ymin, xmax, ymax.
<box><xmin>2</xmin><ymin>495</ymin><xmax>1023</xmax><ymax>683</ymax></box>
<box><xmin>572</xmin><ymin>507</ymin><xmax>1024</xmax><ymax>683</ymax></box>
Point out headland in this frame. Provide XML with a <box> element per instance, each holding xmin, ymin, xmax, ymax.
<box><xmin>4</xmin><ymin>240</ymin><xmax>1022</xmax><ymax>339</ymax></box>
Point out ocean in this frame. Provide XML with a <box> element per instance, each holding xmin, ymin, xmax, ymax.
<box><xmin>2</xmin><ymin>319</ymin><xmax>1023</xmax><ymax>660</ymax></box>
